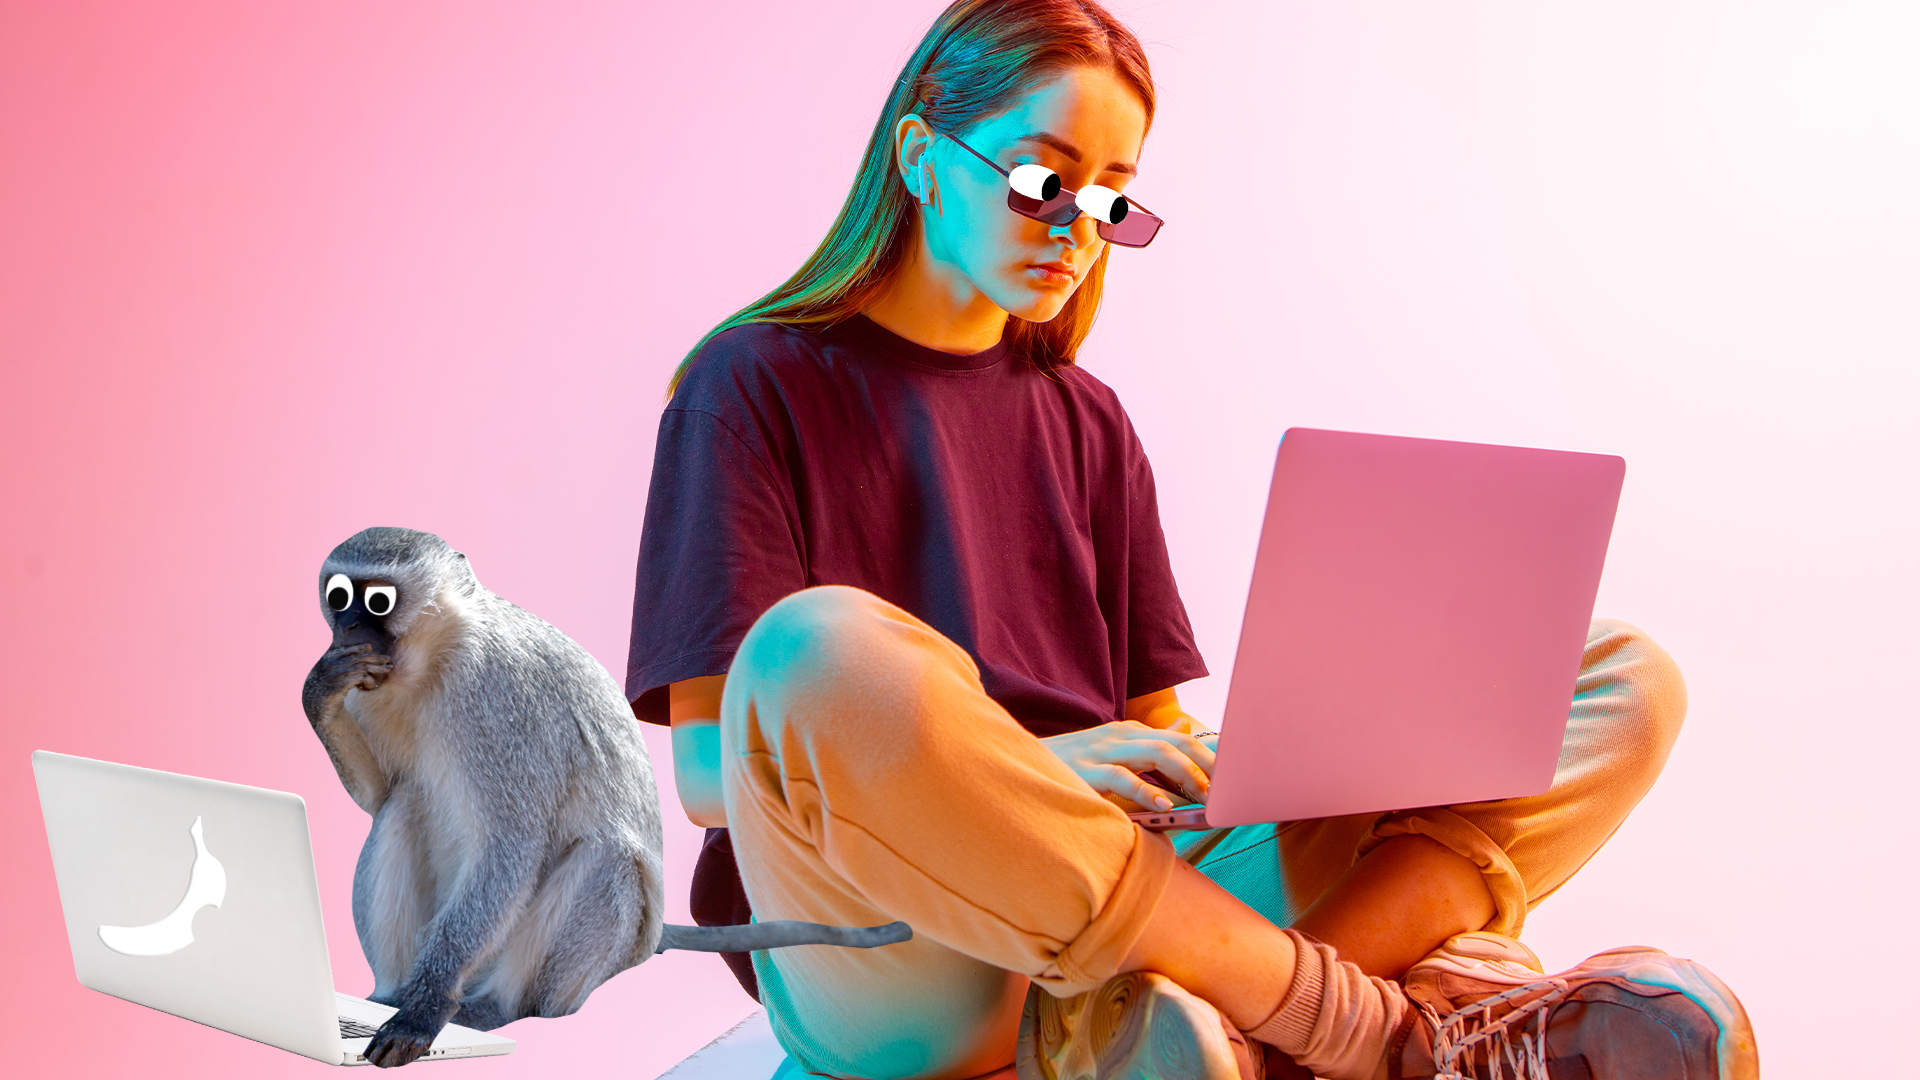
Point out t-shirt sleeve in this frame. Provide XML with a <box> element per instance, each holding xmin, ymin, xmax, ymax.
<box><xmin>625</xmin><ymin>404</ymin><xmax>806</xmax><ymax>724</ymax></box>
<box><xmin>1122</xmin><ymin>435</ymin><xmax>1210</xmax><ymax>699</ymax></box>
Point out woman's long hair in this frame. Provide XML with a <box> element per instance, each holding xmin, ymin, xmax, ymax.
<box><xmin>669</xmin><ymin>0</ymin><xmax>1154</xmax><ymax>392</ymax></box>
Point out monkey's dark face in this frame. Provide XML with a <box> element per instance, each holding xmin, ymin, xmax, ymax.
<box><xmin>324</xmin><ymin>572</ymin><xmax>398</xmax><ymax>653</ymax></box>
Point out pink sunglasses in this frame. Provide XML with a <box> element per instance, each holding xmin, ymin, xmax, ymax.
<box><xmin>932</xmin><ymin>129</ymin><xmax>1165</xmax><ymax>249</ymax></box>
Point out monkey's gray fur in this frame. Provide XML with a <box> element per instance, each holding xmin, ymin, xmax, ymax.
<box><xmin>303</xmin><ymin>528</ymin><xmax>906</xmax><ymax>1068</ymax></box>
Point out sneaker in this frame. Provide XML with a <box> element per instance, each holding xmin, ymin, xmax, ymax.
<box><xmin>1017</xmin><ymin>971</ymin><xmax>1265</xmax><ymax>1080</ymax></box>
<box><xmin>1392</xmin><ymin>932</ymin><xmax>1759</xmax><ymax>1080</ymax></box>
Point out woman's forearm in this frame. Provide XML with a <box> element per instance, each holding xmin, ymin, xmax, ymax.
<box><xmin>669</xmin><ymin>719</ymin><xmax>727</xmax><ymax>827</ymax></box>
<box><xmin>669</xmin><ymin>675</ymin><xmax>729</xmax><ymax>828</ymax></box>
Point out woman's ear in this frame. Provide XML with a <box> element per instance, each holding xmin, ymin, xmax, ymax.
<box><xmin>895</xmin><ymin>113</ymin><xmax>940</xmax><ymax>215</ymax></box>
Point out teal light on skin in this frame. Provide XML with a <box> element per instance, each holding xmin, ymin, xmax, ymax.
<box><xmin>864</xmin><ymin>65</ymin><xmax>1150</xmax><ymax>356</ymax></box>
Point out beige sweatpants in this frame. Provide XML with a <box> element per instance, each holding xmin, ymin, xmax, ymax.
<box><xmin>719</xmin><ymin>586</ymin><xmax>1685</xmax><ymax>1080</ymax></box>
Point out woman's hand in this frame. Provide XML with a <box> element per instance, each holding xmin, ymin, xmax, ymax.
<box><xmin>1040</xmin><ymin>720</ymin><xmax>1216</xmax><ymax>812</ymax></box>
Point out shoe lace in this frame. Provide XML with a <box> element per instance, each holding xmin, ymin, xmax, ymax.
<box><xmin>1417</xmin><ymin>977</ymin><xmax>1570</xmax><ymax>1080</ymax></box>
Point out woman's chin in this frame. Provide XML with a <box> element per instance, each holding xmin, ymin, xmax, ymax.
<box><xmin>1000</xmin><ymin>290</ymin><xmax>1074</xmax><ymax>325</ymax></box>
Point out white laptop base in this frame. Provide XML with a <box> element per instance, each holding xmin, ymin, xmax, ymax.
<box><xmin>336</xmin><ymin>992</ymin><xmax>508</xmax><ymax>1066</ymax></box>
<box><xmin>33</xmin><ymin>751</ymin><xmax>513</xmax><ymax>1065</ymax></box>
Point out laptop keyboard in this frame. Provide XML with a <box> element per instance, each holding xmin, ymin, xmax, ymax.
<box><xmin>339</xmin><ymin>1016</ymin><xmax>382</xmax><ymax>1039</ymax></box>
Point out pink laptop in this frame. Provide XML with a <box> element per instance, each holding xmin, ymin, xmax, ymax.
<box><xmin>1149</xmin><ymin>428</ymin><xmax>1624</xmax><ymax>829</ymax></box>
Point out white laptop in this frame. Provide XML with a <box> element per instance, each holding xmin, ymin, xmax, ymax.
<box><xmin>1132</xmin><ymin>427</ymin><xmax>1624</xmax><ymax>831</ymax></box>
<box><xmin>32</xmin><ymin>750</ymin><xmax>515</xmax><ymax>1066</ymax></box>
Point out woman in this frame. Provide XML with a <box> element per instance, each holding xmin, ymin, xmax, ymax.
<box><xmin>626</xmin><ymin>3</ymin><xmax>1756</xmax><ymax>1078</ymax></box>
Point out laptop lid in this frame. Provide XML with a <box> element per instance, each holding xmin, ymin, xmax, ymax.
<box><xmin>1203</xmin><ymin>429</ymin><xmax>1624</xmax><ymax>827</ymax></box>
<box><xmin>33</xmin><ymin>751</ymin><xmax>345</xmax><ymax>1064</ymax></box>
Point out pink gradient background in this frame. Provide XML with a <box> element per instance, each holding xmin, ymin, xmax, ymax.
<box><xmin>3</xmin><ymin>2</ymin><xmax>1914</xmax><ymax>1076</ymax></box>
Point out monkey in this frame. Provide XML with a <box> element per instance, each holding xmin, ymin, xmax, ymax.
<box><xmin>303</xmin><ymin>528</ymin><xmax>907</xmax><ymax>1068</ymax></box>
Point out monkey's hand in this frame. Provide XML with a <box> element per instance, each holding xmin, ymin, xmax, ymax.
<box><xmin>302</xmin><ymin>643</ymin><xmax>397</xmax><ymax>815</ymax></box>
<box><xmin>306</xmin><ymin>642</ymin><xmax>395</xmax><ymax>706</ymax></box>
<box><xmin>363</xmin><ymin>1008</ymin><xmax>444</xmax><ymax>1069</ymax></box>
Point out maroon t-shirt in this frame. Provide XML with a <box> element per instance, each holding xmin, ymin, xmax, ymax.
<box><xmin>625</xmin><ymin>315</ymin><xmax>1206</xmax><ymax>996</ymax></box>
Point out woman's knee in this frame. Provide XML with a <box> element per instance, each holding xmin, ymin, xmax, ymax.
<box><xmin>739</xmin><ymin>586</ymin><xmax>924</xmax><ymax>676</ymax></box>
<box><xmin>1566</xmin><ymin>618</ymin><xmax>1688</xmax><ymax>785</ymax></box>
<box><xmin>731</xmin><ymin>586</ymin><xmax>980</xmax><ymax>730</ymax></box>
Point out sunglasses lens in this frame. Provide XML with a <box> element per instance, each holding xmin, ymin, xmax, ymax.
<box><xmin>1007</xmin><ymin>189</ymin><xmax>1081</xmax><ymax>226</ymax></box>
<box><xmin>1098</xmin><ymin>211</ymin><xmax>1163</xmax><ymax>248</ymax></box>
<box><xmin>1006</xmin><ymin>176</ymin><xmax>1162</xmax><ymax>246</ymax></box>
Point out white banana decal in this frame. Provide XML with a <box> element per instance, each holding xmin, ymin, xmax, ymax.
<box><xmin>99</xmin><ymin>816</ymin><xmax>227</xmax><ymax>957</ymax></box>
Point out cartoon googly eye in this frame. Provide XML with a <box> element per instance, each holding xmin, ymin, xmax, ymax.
<box><xmin>363</xmin><ymin>585</ymin><xmax>397</xmax><ymax>617</ymax></box>
<box><xmin>326</xmin><ymin>574</ymin><xmax>354</xmax><ymax>612</ymax></box>
<box><xmin>1075</xmin><ymin>184</ymin><xmax>1129</xmax><ymax>225</ymax></box>
<box><xmin>1009</xmin><ymin>163</ymin><xmax>1062</xmax><ymax>202</ymax></box>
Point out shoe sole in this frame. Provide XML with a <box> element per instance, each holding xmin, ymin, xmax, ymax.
<box><xmin>1016</xmin><ymin>972</ymin><xmax>1257</xmax><ymax>1080</ymax></box>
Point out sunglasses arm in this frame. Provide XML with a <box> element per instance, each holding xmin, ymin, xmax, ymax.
<box><xmin>933</xmin><ymin>126</ymin><xmax>1161</xmax><ymax>225</ymax></box>
<box><xmin>938</xmin><ymin>130</ymin><xmax>1011</xmax><ymax>178</ymax></box>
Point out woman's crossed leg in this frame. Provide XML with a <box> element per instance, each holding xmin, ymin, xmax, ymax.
<box><xmin>721</xmin><ymin>587</ymin><xmax>1724</xmax><ymax>1080</ymax></box>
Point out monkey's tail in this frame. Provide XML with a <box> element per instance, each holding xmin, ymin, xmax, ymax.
<box><xmin>656</xmin><ymin>920</ymin><xmax>912</xmax><ymax>954</ymax></box>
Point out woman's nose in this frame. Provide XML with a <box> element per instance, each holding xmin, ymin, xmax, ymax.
<box><xmin>1048</xmin><ymin>214</ymin><xmax>1098</xmax><ymax>248</ymax></box>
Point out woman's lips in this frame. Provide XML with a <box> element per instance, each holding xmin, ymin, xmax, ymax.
<box><xmin>1028</xmin><ymin>262</ymin><xmax>1075</xmax><ymax>286</ymax></box>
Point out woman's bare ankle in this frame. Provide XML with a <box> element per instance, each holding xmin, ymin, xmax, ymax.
<box><xmin>1120</xmin><ymin>860</ymin><xmax>1297</xmax><ymax>1029</ymax></box>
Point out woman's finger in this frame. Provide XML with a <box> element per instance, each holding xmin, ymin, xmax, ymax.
<box><xmin>1038</xmin><ymin>722</ymin><xmax>1218</xmax><ymax>804</ymax></box>
<box><xmin>1086</xmin><ymin>764</ymin><xmax>1179</xmax><ymax>811</ymax></box>
<box><xmin>1178</xmin><ymin>730</ymin><xmax>1217</xmax><ymax>774</ymax></box>
<box><xmin>1085</xmin><ymin>737</ymin><xmax>1212</xmax><ymax>802</ymax></box>
<box><xmin>1154</xmin><ymin>727</ymin><xmax>1216</xmax><ymax>776</ymax></box>
<box><xmin>1104</xmin><ymin>723</ymin><xmax>1217</xmax><ymax>777</ymax></box>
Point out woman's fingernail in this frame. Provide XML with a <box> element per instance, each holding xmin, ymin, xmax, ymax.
<box><xmin>1154</xmin><ymin>795</ymin><xmax>1173</xmax><ymax>810</ymax></box>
